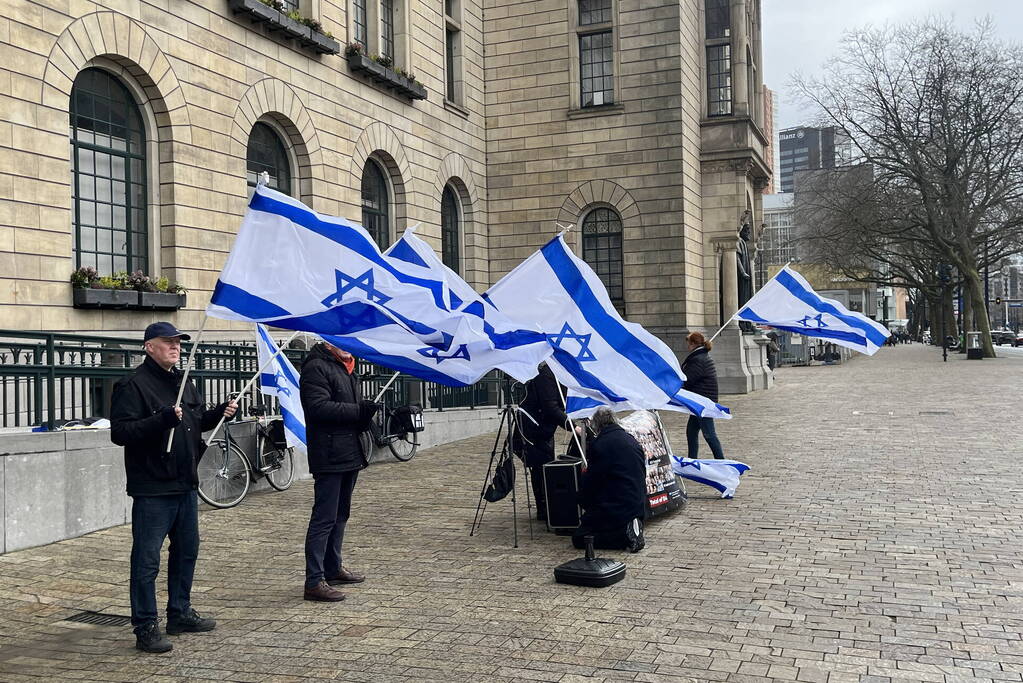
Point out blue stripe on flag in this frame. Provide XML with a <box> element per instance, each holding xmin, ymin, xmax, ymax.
<box><xmin>541</xmin><ymin>238</ymin><xmax>684</xmax><ymax>400</ymax></box>
<box><xmin>774</xmin><ymin>269</ymin><xmax>889</xmax><ymax>347</ymax></box>
<box><xmin>281</xmin><ymin>407</ymin><xmax>306</xmax><ymax>445</ymax></box>
<box><xmin>212</xmin><ymin>281</ymin><xmax>292</xmax><ymax>319</ymax></box>
<box><xmin>248</xmin><ymin>191</ymin><xmax>450</xmax><ymax>311</ymax></box>
<box><xmin>256</xmin><ymin>326</ymin><xmax>300</xmax><ymax>386</ymax></box>
<box><xmin>739</xmin><ymin>309</ymin><xmax>874</xmax><ymax>348</ymax></box>
<box><xmin>319</xmin><ymin>334</ymin><xmax>472</xmax><ymax>387</ymax></box>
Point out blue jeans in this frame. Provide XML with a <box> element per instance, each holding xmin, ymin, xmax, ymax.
<box><xmin>129</xmin><ymin>492</ymin><xmax>200</xmax><ymax>631</ymax></box>
<box><xmin>686</xmin><ymin>415</ymin><xmax>724</xmax><ymax>459</ymax></box>
<box><xmin>305</xmin><ymin>471</ymin><xmax>359</xmax><ymax>589</ymax></box>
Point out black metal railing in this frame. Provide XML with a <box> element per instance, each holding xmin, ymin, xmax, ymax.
<box><xmin>0</xmin><ymin>330</ymin><xmax>504</xmax><ymax>430</ymax></box>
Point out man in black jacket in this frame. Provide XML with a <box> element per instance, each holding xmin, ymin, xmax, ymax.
<box><xmin>110</xmin><ymin>322</ymin><xmax>236</xmax><ymax>653</ymax></box>
<box><xmin>300</xmin><ymin>341</ymin><xmax>379</xmax><ymax>602</ymax></box>
<box><xmin>572</xmin><ymin>408</ymin><xmax>646</xmax><ymax>552</ymax></box>
<box><xmin>514</xmin><ymin>364</ymin><xmax>580</xmax><ymax>521</ymax></box>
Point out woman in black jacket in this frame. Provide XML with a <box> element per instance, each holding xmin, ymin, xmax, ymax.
<box><xmin>680</xmin><ymin>331</ymin><xmax>725</xmax><ymax>459</ymax></box>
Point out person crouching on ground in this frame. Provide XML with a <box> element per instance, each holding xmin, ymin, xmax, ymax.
<box><xmin>572</xmin><ymin>407</ymin><xmax>647</xmax><ymax>552</ymax></box>
<box><xmin>681</xmin><ymin>331</ymin><xmax>725</xmax><ymax>459</ymax></box>
<box><xmin>300</xmin><ymin>340</ymin><xmax>379</xmax><ymax>602</ymax></box>
<box><xmin>110</xmin><ymin>322</ymin><xmax>237</xmax><ymax>653</ymax></box>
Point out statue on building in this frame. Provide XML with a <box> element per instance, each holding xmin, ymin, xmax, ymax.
<box><xmin>736</xmin><ymin>210</ymin><xmax>754</xmax><ymax>308</ymax></box>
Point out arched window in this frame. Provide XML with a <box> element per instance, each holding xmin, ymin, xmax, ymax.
<box><xmin>246</xmin><ymin>122</ymin><xmax>291</xmax><ymax>196</ymax></box>
<box><xmin>70</xmin><ymin>68</ymin><xmax>148</xmax><ymax>275</ymax></box>
<box><xmin>361</xmin><ymin>159</ymin><xmax>390</xmax><ymax>247</ymax></box>
<box><xmin>582</xmin><ymin>207</ymin><xmax>624</xmax><ymax>314</ymax></box>
<box><xmin>441</xmin><ymin>185</ymin><xmax>460</xmax><ymax>273</ymax></box>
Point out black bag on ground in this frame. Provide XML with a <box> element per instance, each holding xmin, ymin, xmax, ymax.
<box><xmin>392</xmin><ymin>405</ymin><xmax>425</xmax><ymax>433</ymax></box>
<box><xmin>483</xmin><ymin>454</ymin><xmax>516</xmax><ymax>502</ymax></box>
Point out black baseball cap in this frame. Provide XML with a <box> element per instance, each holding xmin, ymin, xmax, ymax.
<box><xmin>143</xmin><ymin>322</ymin><xmax>192</xmax><ymax>342</ymax></box>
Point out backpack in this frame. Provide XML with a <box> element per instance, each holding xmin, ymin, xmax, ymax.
<box><xmin>483</xmin><ymin>453</ymin><xmax>516</xmax><ymax>502</ymax></box>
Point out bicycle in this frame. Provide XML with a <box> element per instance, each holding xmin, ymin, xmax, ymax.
<box><xmin>197</xmin><ymin>404</ymin><xmax>295</xmax><ymax>508</ymax></box>
<box><xmin>359</xmin><ymin>381</ymin><xmax>424</xmax><ymax>462</ymax></box>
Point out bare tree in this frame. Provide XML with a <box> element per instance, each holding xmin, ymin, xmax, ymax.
<box><xmin>795</xmin><ymin>18</ymin><xmax>1023</xmax><ymax>357</ymax></box>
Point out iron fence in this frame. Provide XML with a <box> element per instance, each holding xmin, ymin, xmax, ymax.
<box><xmin>0</xmin><ymin>330</ymin><xmax>503</xmax><ymax>430</ymax></box>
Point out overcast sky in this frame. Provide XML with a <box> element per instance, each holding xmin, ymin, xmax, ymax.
<box><xmin>763</xmin><ymin>0</ymin><xmax>1023</xmax><ymax>131</ymax></box>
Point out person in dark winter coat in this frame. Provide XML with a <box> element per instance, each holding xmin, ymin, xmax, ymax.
<box><xmin>572</xmin><ymin>408</ymin><xmax>647</xmax><ymax>552</ymax></box>
<box><xmin>681</xmin><ymin>331</ymin><xmax>725</xmax><ymax>459</ymax></box>
<box><xmin>514</xmin><ymin>363</ymin><xmax>580</xmax><ymax>521</ymax></box>
<box><xmin>110</xmin><ymin>322</ymin><xmax>237</xmax><ymax>653</ymax></box>
<box><xmin>300</xmin><ymin>341</ymin><xmax>379</xmax><ymax>602</ymax></box>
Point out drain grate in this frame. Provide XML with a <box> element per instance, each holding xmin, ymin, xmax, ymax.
<box><xmin>63</xmin><ymin>611</ymin><xmax>132</xmax><ymax>627</ymax></box>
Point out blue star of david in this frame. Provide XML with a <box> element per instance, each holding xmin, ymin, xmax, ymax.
<box><xmin>332</xmin><ymin>303</ymin><xmax>380</xmax><ymax>332</ymax></box>
<box><xmin>417</xmin><ymin>344</ymin><xmax>471</xmax><ymax>364</ymax></box>
<box><xmin>546</xmin><ymin>322</ymin><xmax>596</xmax><ymax>362</ymax></box>
<box><xmin>321</xmin><ymin>269</ymin><xmax>392</xmax><ymax>308</ymax></box>
<box><xmin>272</xmin><ymin>371</ymin><xmax>292</xmax><ymax>397</ymax></box>
<box><xmin>797</xmin><ymin>313</ymin><xmax>828</xmax><ymax>329</ymax></box>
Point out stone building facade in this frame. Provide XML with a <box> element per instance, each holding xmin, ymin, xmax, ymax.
<box><xmin>1</xmin><ymin>0</ymin><xmax>770</xmax><ymax>390</ymax></box>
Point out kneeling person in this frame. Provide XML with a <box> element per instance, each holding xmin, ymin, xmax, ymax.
<box><xmin>572</xmin><ymin>408</ymin><xmax>646</xmax><ymax>552</ymax></box>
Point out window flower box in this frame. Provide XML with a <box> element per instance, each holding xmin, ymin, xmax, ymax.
<box><xmin>308</xmin><ymin>31</ymin><xmax>340</xmax><ymax>55</ymax></box>
<box><xmin>346</xmin><ymin>52</ymin><xmax>428</xmax><ymax>101</ymax></box>
<box><xmin>73</xmin><ymin>288</ymin><xmax>138</xmax><ymax>309</ymax></box>
<box><xmin>228</xmin><ymin>0</ymin><xmax>281</xmax><ymax>24</ymax></box>
<box><xmin>228</xmin><ymin>0</ymin><xmax>341</xmax><ymax>56</ymax></box>
<box><xmin>347</xmin><ymin>52</ymin><xmax>389</xmax><ymax>83</ymax></box>
<box><xmin>139</xmin><ymin>292</ymin><xmax>187</xmax><ymax>310</ymax></box>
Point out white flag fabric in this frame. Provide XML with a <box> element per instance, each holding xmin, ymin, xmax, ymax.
<box><xmin>670</xmin><ymin>456</ymin><xmax>750</xmax><ymax>499</ymax></box>
<box><xmin>736</xmin><ymin>266</ymin><xmax>890</xmax><ymax>355</ymax></box>
<box><xmin>384</xmin><ymin>228</ymin><xmax>551</xmax><ymax>383</ymax></box>
<box><xmin>255</xmin><ymin>324</ymin><xmax>307</xmax><ymax>456</ymax></box>
<box><xmin>484</xmin><ymin>235</ymin><xmax>731</xmax><ymax>419</ymax></box>
<box><xmin>211</xmin><ymin>187</ymin><xmax>543</xmax><ymax>386</ymax></box>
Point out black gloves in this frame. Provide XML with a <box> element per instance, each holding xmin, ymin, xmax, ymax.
<box><xmin>160</xmin><ymin>406</ymin><xmax>181</xmax><ymax>427</ymax></box>
<box><xmin>359</xmin><ymin>400</ymin><xmax>382</xmax><ymax>422</ymax></box>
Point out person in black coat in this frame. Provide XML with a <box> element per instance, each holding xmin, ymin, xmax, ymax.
<box><xmin>514</xmin><ymin>363</ymin><xmax>580</xmax><ymax>521</ymax></box>
<box><xmin>572</xmin><ymin>408</ymin><xmax>646</xmax><ymax>552</ymax></box>
<box><xmin>680</xmin><ymin>331</ymin><xmax>725</xmax><ymax>459</ymax></box>
<box><xmin>110</xmin><ymin>322</ymin><xmax>236</xmax><ymax>653</ymax></box>
<box><xmin>300</xmin><ymin>341</ymin><xmax>379</xmax><ymax>602</ymax></box>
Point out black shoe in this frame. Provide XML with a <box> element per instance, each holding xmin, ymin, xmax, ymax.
<box><xmin>135</xmin><ymin>622</ymin><xmax>173</xmax><ymax>653</ymax></box>
<box><xmin>166</xmin><ymin>608</ymin><xmax>216</xmax><ymax>635</ymax></box>
<box><xmin>625</xmin><ymin>518</ymin><xmax>645</xmax><ymax>553</ymax></box>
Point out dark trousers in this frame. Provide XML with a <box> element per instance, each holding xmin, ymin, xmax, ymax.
<box><xmin>571</xmin><ymin>524</ymin><xmax>629</xmax><ymax>550</ymax></box>
<box><xmin>305</xmin><ymin>471</ymin><xmax>359</xmax><ymax>589</ymax></box>
<box><xmin>528</xmin><ymin>465</ymin><xmax>549</xmax><ymax>520</ymax></box>
<box><xmin>129</xmin><ymin>492</ymin><xmax>199</xmax><ymax>631</ymax></box>
<box><xmin>687</xmin><ymin>415</ymin><xmax>724</xmax><ymax>459</ymax></box>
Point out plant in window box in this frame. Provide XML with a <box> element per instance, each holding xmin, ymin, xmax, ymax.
<box><xmin>280</xmin><ymin>8</ymin><xmax>311</xmax><ymax>40</ymax></box>
<box><xmin>143</xmin><ymin>276</ymin><xmax>187</xmax><ymax>310</ymax></box>
<box><xmin>72</xmin><ymin>270</ymin><xmax>137</xmax><ymax>308</ymax></box>
<box><xmin>229</xmin><ymin>0</ymin><xmax>282</xmax><ymax>24</ymax></box>
<box><xmin>346</xmin><ymin>44</ymin><xmax>388</xmax><ymax>82</ymax></box>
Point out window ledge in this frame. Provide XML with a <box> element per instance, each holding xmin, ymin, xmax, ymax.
<box><xmin>72</xmin><ymin>288</ymin><xmax>186</xmax><ymax>311</ymax></box>
<box><xmin>567</xmin><ymin>103</ymin><xmax>625</xmax><ymax>119</ymax></box>
<box><xmin>444</xmin><ymin>99</ymin><xmax>470</xmax><ymax>118</ymax></box>
<box><xmin>228</xmin><ymin>0</ymin><xmax>340</xmax><ymax>56</ymax></box>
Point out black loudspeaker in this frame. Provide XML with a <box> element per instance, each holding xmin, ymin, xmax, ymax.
<box><xmin>543</xmin><ymin>458</ymin><xmax>582</xmax><ymax>529</ymax></box>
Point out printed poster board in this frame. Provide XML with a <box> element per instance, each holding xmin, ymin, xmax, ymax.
<box><xmin>619</xmin><ymin>410</ymin><xmax>686</xmax><ymax>517</ymax></box>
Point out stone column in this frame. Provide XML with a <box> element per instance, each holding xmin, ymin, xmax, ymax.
<box><xmin>713</xmin><ymin>236</ymin><xmax>741</xmax><ymax>324</ymax></box>
<box><xmin>730</xmin><ymin>0</ymin><xmax>749</xmax><ymax>117</ymax></box>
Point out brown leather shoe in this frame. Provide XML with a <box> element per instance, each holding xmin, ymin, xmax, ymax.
<box><xmin>303</xmin><ymin>581</ymin><xmax>345</xmax><ymax>602</ymax></box>
<box><xmin>326</xmin><ymin>567</ymin><xmax>365</xmax><ymax>585</ymax></box>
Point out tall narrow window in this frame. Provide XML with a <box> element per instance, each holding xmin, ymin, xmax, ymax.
<box><xmin>70</xmin><ymin>68</ymin><xmax>148</xmax><ymax>275</ymax></box>
<box><xmin>380</xmin><ymin>0</ymin><xmax>395</xmax><ymax>61</ymax></box>
<box><xmin>578</xmin><ymin>0</ymin><xmax>613</xmax><ymax>108</ymax></box>
<box><xmin>707</xmin><ymin>44</ymin><xmax>732</xmax><ymax>116</ymax></box>
<box><xmin>352</xmin><ymin>0</ymin><xmax>368</xmax><ymax>46</ymax></box>
<box><xmin>582</xmin><ymin>208</ymin><xmax>624</xmax><ymax>314</ymax></box>
<box><xmin>361</xmin><ymin>160</ymin><xmax>390</xmax><ymax>247</ymax></box>
<box><xmin>246</xmin><ymin>122</ymin><xmax>291</xmax><ymax>197</ymax></box>
<box><xmin>705</xmin><ymin>0</ymin><xmax>730</xmax><ymax>39</ymax></box>
<box><xmin>445</xmin><ymin>0</ymin><xmax>463</xmax><ymax>105</ymax></box>
<box><xmin>441</xmin><ymin>186</ymin><xmax>460</xmax><ymax>274</ymax></box>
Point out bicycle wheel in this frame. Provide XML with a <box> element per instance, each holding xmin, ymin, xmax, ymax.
<box><xmin>359</xmin><ymin>430</ymin><xmax>375</xmax><ymax>461</ymax></box>
<box><xmin>261</xmin><ymin>435</ymin><xmax>295</xmax><ymax>491</ymax></box>
<box><xmin>197</xmin><ymin>439</ymin><xmax>251</xmax><ymax>508</ymax></box>
<box><xmin>388</xmin><ymin>426</ymin><xmax>419</xmax><ymax>462</ymax></box>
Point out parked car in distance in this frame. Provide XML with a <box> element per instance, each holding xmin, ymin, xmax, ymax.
<box><xmin>1014</xmin><ymin>332</ymin><xmax>1023</xmax><ymax>347</ymax></box>
<box><xmin>992</xmin><ymin>329</ymin><xmax>1016</xmax><ymax>345</ymax></box>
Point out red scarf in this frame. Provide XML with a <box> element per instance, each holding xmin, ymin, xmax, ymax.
<box><xmin>327</xmin><ymin>345</ymin><xmax>355</xmax><ymax>374</ymax></box>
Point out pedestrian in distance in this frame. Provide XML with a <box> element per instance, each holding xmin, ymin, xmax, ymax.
<box><xmin>110</xmin><ymin>322</ymin><xmax>238</xmax><ymax>653</ymax></box>
<box><xmin>572</xmin><ymin>408</ymin><xmax>647</xmax><ymax>552</ymax></box>
<box><xmin>300</xmin><ymin>341</ymin><xmax>379</xmax><ymax>602</ymax></box>
<box><xmin>680</xmin><ymin>331</ymin><xmax>725</xmax><ymax>460</ymax></box>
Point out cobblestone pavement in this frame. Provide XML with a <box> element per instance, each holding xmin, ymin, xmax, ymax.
<box><xmin>1</xmin><ymin>344</ymin><xmax>1021</xmax><ymax>682</ymax></box>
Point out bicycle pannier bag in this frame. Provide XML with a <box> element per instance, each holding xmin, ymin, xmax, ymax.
<box><xmin>392</xmin><ymin>405</ymin><xmax>425</xmax><ymax>433</ymax></box>
<box><xmin>268</xmin><ymin>418</ymin><xmax>288</xmax><ymax>448</ymax></box>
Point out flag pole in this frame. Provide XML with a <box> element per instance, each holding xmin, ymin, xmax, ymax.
<box><xmin>373</xmin><ymin>371</ymin><xmax>401</xmax><ymax>403</ymax></box>
<box><xmin>706</xmin><ymin>261</ymin><xmax>793</xmax><ymax>344</ymax></box>
<box><xmin>165</xmin><ymin>314</ymin><xmax>209</xmax><ymax>453</ymax></box>
<box><xmin>203</xmin><ymin>329</ymin><xmax>301</xmax><ymax>445</ymax></box>
<box><xmin>553</xmin><ymin>379</ymin><xmax>587</xmax><ymax>468</ymax></box>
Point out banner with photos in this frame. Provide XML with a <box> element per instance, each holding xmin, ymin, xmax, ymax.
<box><xmin>619</xmin><ymin>410</ymin><xmax>685</xmax><ymax>517</ymax></box>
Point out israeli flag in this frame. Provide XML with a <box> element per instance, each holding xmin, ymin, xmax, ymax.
<box><xmin>255</xmin><ymin>324</ymin><xmax>307</xmax><ymax>456</ymax></box>
<box><xmin>670</xmin><ymin>456</ymin><xmax>750</xmax><ymax>499</ymax></box>
<box><xmin>209</xmin><ymin>185</ymin><xmax>470</xmax><ymax>346</ymax></box>
<box><xmin>484</xmin><ymin>235</ymin><xmax>731</xmax><ymax>419</ymax></box>
<box><xmin>736</xmin><ymin>266</ymin><xmax>891</xmax><ymax>355</ymax></box>
<box><xmin>384</xmin><ymin>228</ymin><xmax>552</xmax><ymax>382</ymax></box>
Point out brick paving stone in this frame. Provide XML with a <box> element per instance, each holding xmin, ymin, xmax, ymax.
<box><xmin>0</xmin><ymin>345</ymin><xmax>1021</xmax><ymax>682</ymax></box>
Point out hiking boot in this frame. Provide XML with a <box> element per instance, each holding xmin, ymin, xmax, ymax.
<box><xmin>135</xmin><ymin>622</ymin><xmax>173</xmax><ymax>653</ymax></box>
<box><xmin>166</xmin><ymin>608</ymin><xmax>216</xmax><ymax>635</ymax></box>
<box><xmin>304</xmin><ymin>581</ymin><xmax>346</xmax><ymax>602</ymax></box>
<box><xmin>625</xmin><ymin>518</ymin><xmax>645</xmax><ymax>553</ymax></box>
<box><xmin>326</xmin><ymin>567</ymin><xmax>365</xmax><ymax>586</ymax></box>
